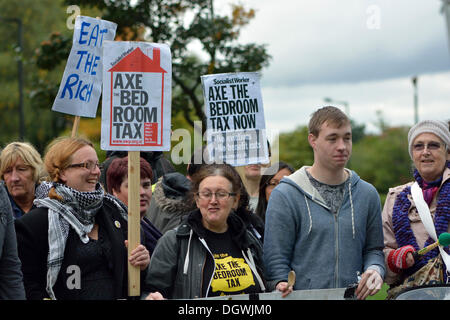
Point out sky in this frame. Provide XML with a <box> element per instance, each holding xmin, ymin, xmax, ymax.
<box><xmin>215</xmin><ymin>0</ymin><xmax>450</xmax><ymax>135</ymax></box>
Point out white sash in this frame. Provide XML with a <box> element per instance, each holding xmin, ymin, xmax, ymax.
<box><xmin>411</xmin><ymin>182</ymin><xmax>450</xmax><ymax>275</ymax></box>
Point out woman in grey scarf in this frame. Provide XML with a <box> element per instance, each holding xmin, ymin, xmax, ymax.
<box><xmin>15</xmin><ymin>136</ymin><xmax>149</xmax><ymax>300</ymax></box>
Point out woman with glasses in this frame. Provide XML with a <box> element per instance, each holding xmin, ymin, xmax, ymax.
<box><xmin>15</xmin><ymin>136</ymin><xmax>150</xmax><ymax>300</ymax></box>
<box><xmin>144</xmin><ymin>163</ymin><xmax>269</xmax><ymax>299</ymax></box>
<box><xmin>382</xmin><ymin>120</ymin><xmax>450</xmax><ymax>298</ymax></box>
<box><xmin>255</xmin><ymin>162</ymin><xmax>294</xmax><ymax>223</ymax></box>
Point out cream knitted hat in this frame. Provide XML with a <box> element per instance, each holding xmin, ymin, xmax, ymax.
<box><xmin>407</xmin><ymin>120</ymin><xmax>450</xmax><ymax>159</ymax></box>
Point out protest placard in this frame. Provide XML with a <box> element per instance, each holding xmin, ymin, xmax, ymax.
<box><xmin>101</xmin><ymin>41</ymin><xmax>172</xmax><ymax>151</ymax></box>
<box><xmin>100</xmin><ymin>41</ymin><xmax>171</xmax><ymax>296</ymax></box>
<box><xmin>52</xmin><ymin>16</ymin><xmax>117</xmax><ymax>118</ymax></box>
<box><xmin>201</xmin><ymin>72</ymin><xmax>269</xmax><ymax>166</ymax></box>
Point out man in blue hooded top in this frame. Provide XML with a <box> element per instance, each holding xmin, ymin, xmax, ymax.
<box><xmin>263</xmin><ymin>106</ymin><xmax>385</xmax><ymax>300</ymax></box>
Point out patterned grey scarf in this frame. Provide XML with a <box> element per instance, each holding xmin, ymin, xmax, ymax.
<box><xmin>33</xmin><ymin>182</ymin><xmax>127</xmax><ymax>300</ymax></box>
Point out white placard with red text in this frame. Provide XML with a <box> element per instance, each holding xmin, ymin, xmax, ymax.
<box><xmin>101</xmin><ymin>41</ymin><xmax>172</xmax><ymax>151</ymax></box>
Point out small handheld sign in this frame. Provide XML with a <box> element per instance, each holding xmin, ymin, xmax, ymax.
<box><xmin>52</xmin><ymin>16</ymin><xmax>117</xmax><ymax>119</ymax></box>
<box><xmin>201</xmin><ymin>72</ymin><xmax>269</xmax><ymax>166</ymax></box>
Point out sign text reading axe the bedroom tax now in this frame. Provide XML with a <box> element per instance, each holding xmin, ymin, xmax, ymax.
<box><xmin>201</xmin><ymin>72</ymin><xmax>269</xmax><ymax>166</ymax></box>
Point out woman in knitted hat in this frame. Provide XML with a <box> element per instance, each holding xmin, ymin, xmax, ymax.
<box><xmin>382</xmin><ymin>119</ymin><xmax>450</xmax><ymax>298</ymax></box>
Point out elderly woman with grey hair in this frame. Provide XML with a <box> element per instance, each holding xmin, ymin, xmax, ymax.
<box><xmin>382</xmin><ymin>119</ymin><xmax>450</xmax><ymax>298</ymax></box>
<box><xmin>0</xmin><ymin>142</ymin><xmax>45</xmax><ymax>219</ymax></box>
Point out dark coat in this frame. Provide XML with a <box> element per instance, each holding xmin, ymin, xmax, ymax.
<box><xmin>143</xmin><ymin>209</ymin><xmax>269</xmax><ymax>299</ymax></box>
<box><xmin>146</xmin><ymin>173</ymin><xmax>195</xmax><ymax>234</ymax></box>
<box><xmin>15</xmin><ymin>199</ymin><xmax>144</xmax><ymax>300</ymax></box>
<box><xmin>0</xmin><ymin>183</ymin><xmax>25</xmax><ymax>299</ymax></box>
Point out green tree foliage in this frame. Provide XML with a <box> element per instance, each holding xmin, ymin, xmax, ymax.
<box><xmin>276</xmin><ymin>125</ymin><xmax>313</xmax><ymax>170</ymax></box>
<box><xmin>351</xmin><ymin>126</ymin><xmax>412</xmax><ymax>203</ymax></box>
<box><xmin>350</xmin><ymin>119</ymin><xmax>365</xmax><ymax>144</ymax></box>
<box><xmin>0</xmin><ymin>0</ymin><xmax>69</xmax><ymax>151</ymax></box>
<box><xmin>0</xmin><ymin>1</ymin><xmax>103</xmax><ymax>153</ymax></box>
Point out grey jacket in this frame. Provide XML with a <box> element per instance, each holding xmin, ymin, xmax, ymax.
<box><xmin>143</xmin><ymin>209</ymin><xmax>268</xmax><ymax>299</ymax></box>
<box><xmin>146</xmin><ymin>175</ymin><xmax>195</xmax><ymax>234</ymax></box>
<box><xmin>0</xmin><ymin>182</ymin><xmax>25</xmax><ymax>299</ymax></box>
<box><xmin>264</xmin><ymin>167</ymin><xmax>385</xmax><ymax>289</ymax></box>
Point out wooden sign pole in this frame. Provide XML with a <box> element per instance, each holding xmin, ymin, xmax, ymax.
<box><xmin>71</xmin><ymin>116</ymin><xmax>80</xmax><ymax>137</ymax></box>
<box><xmin>127</xmin><ymin>150</ymin><xmax>141</xmax><ymax>296</ymax></box>
<box><xmin>70</xmin><ymin>16</ymin><xmax>101</xmax><ymax>139</ymax></box>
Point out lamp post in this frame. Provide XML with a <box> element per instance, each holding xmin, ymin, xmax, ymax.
<box><xmin>412</xmin><ymin>76</ymin><xmax>418</xmax><ymax>124</ymax></box>
<box><xmin>323</xmin><ymin>97</ymin><xmax>350</xmax><ymax>116</ymax></box>
<box><xmin>442</xmin><ymin>0</ymin><xmax>450</xmax><ymax>56</ymax></box>
<box><xmin>0</xmin><ymin>17</ymin><xmax>24</xmax><ymax>141</ymax></box>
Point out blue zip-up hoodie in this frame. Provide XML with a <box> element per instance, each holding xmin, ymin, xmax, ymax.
<box><xmin>263</xmin><ymin>166</ymin><xmax>385</xmax><ymax>289</ymax></box>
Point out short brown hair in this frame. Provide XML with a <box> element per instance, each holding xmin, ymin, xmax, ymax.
<box><xmin>308</xmin><ymin>106</ymin><xmax>350</xmax><ymax>137</ymax></box>
<box><xmin>106</xmin><ymin>156</ymin><xmax>153</xmax><ymax>194</ymax></box>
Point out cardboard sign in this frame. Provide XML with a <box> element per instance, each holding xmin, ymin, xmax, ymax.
<box><xmin>52</xmin><ymin>16</ymin><xmax>117</xmax><ymax>117</ymax></box>
<box><xmin>201</xmin><ymin>72</ymin><xmax>269</xmax><ymax>166</ymax></box>
<box><xmin>101</xmin><ymin>41</ymin><xmax>172</xmax><ymax>151</ymax></box>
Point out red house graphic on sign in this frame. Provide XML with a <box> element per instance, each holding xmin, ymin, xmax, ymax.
<box><xmin>108</xmin><ymin>47</ymin><xmax>167</xmax><ymax>146</ymax></box>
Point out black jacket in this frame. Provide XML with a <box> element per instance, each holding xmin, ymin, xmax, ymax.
<box><xmin>15</xmin><ymin>199</ymin><xmax>144</xmax><ymax>300</ymax></box>
<box><xmin>0</xmin><ymin>183</ymin><xmax>25</xmax><ymax>299</ymax></box>
<box><xmin>143</xmin><ymin>209</ymin><xmax>269</xmax><ymax>299</ymax></box>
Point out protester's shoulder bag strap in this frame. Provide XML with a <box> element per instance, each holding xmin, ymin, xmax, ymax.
<box><xmin>411</xmin><ymin>182</ymin><xmax>450</xmax><ymax>277</ymax></box>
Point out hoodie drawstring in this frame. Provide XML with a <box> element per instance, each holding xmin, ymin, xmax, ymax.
<box><xmin>183</xmin><ymin>229</ymin><xmax>194</xmax><ymax>274</ymax></box>
<box><xmin>303</xmin><ymin>194</ymin><xmax>313</xmax><ymax>235</ymax></box>
<box><xmin>303</xmin><ymin>183</ymin><xmax>355</xmax><ymax>239</ymax></box>
<box><xmin>242</xmin><ymin>248</ymin><xmax>266</xmax><ymax>292</ymax></box>
<box><xmin>348</xmin><ymin>182</ymin><xmax>355</xmax><ymax>239</ymax></box>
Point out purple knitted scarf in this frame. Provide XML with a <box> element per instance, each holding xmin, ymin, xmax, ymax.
<box><xmin>392</xmin><ymin>161</ymin><xmax>450</xmax><ymax>279</ymax></box>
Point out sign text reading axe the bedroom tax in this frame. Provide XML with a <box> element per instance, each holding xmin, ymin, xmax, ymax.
<box><xmin>101</xmin><ymin>41</ymin><xmax>172</xmax><ymax>151</ymax></box>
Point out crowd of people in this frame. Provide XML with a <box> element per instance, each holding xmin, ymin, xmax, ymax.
<box><xmin>0</xmin><ymin>106</ymin><xmax>449</xmax><ymax>301</ymax></box>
